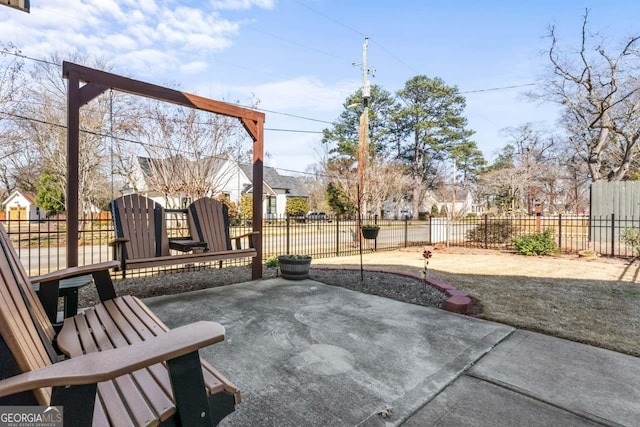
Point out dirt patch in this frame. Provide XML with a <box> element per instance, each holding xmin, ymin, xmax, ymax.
<box><xmin>79</xmin><ymin>265</ymin><xmax>449</xmax><ymax>312</ymax></box>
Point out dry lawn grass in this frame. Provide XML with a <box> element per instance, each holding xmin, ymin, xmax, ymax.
<box><xmin>314</xmin><ymin>247</ymin><xmax>640</xmax><ymax>357</ymax></box>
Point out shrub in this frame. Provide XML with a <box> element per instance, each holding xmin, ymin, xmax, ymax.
<box><xmin>466</xmin><ymin>219</ymin><xmax>514</xmax><ymax>243</ymax></box>
<box><xmin>216</xmin><ymin>194</ymin><xmax>238</xmax><ymax>218</ymax></box>
<box><xmin>239</xmin><ymin>195</ymin><xmax>253</xmax><ymax>220</ymax></box>
<box><xmin>622</xmin><ymin>227</ymin><xmax>640</xmax><ymax>257</ymax></box>
<box><xmin>512</xmin><ymin>229</ymin><xmax>557</xmax><ymax>256</ymax></box>
<box><xmin>286</xmin><ymin>197</ymin><xmax>309</xmax><ymax>217</ymax></box>
<box><xmin>265</xmin><ymin>256</ymin><xmax>279</xmax><ymax>268</ymax></box>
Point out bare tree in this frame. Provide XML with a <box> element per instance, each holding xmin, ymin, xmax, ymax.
<box><xmin>540</xmin><ymin>9</ymin><xmax>640</xmax><ymax>181</ymax></box>
<box><xmin>0</xmin><ymin>44</ymin><xmax>27</xmax><ymax>199</ymax></box>
<box><xmin>479</xmin><ymin>124</ymin><xmax>565</xmax><ymax>214</ymax></box>
<box><xmin>365</xmin><ymin>159</ymin><xmax>410</xmax><ymax>217</ymax></box>
<box><xmin>3</xmin><ymin>52</ymin><xmax>118</xmax><ymax>215</ymax></box>
<box><xmin>115</xmin><ymin>98</ymin><xmax>253</xmax><ymax>208</ymax></box>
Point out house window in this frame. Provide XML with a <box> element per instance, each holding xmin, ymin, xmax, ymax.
<box><xmin>266</xmin><ymin>196</ymin><xmax>277</xmax><ymax>214</ymax></box>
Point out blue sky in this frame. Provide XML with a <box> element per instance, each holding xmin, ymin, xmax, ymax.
<box><xmin>2</xmin><ymin>0</ymin><xmax>639</xmax><ymax>174</ymax></box>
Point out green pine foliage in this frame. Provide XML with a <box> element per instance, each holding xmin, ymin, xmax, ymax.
<box><xmin>35</xmin><ymin>172</ymin><xmax>65</xmax><ymax>215</ymax></box>
<box><xmin>325</xmin><ymin>182</ymin><xmax>354</xmax><ymax>214</ymax></box>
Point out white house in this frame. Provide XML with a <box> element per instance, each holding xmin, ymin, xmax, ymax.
<box><xmin>124</xmin><ymin>156</ymin><xmax>307</xmax><ymax>217</ymax></box>
<box><xmin>239</xmin><ymin>164</ymin><xmax>308</xmax><ymax>218</ymax></box>
<box><xmin>423</xmin><ymin>189</ymin><xmax>484</xmax><ymax>217</ymax></box>
<box><xmin>2</xmin><ymin>190</ymin><xmax>44</xmax><ymax>221</ymax></box>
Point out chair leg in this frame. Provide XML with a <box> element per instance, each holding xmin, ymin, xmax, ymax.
<box><xmin>209</xmin><ymin>391</ymin><xmax>237</xmax><ymax>426</ymax></box>
<box><xmin>167</xmin><ymin>351</ymin><xmax>215</xmax><ymax>426</ymax></box>
<box><xmin>51</xmin><ymin>383</ymin><xmax>97</xmax><ymax>427</ymax></box>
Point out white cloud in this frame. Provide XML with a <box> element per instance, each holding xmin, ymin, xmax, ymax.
<box><xmin>85</xmin><ymin>0</ymin><xmax>126</xmax><ymax>21</ymax></box>
<box><xmin>209</xmin><ymin>0</ymin><xmax>276</xmax><ymax>11</ymax></box>
<box><xmin>248</xmin><ymin>77</ymin><xmax>355</xmax><ymax>112</ymax></box>
<box><xmin>0</xmin><ymin>0</ymin><xmax>257</xmax><ymax>78</ymax></box>
<box><xmin>114</xmin><ymin>49</ymin><xmax>178</xmax><ymax>78</ymax></box>
<box><xmin>180</xmin><ymin>61</ymin><xmax>209</xmax><ymax>75</ymax></box>
<box><xmin>104</xmin><ymin>34</ymin><xmax>138</xmax><ymax>51</ymax></box>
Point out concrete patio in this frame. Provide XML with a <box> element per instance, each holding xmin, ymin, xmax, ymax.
<box><xmin>144</xmin><ymin>278</ymin><xmax>640</xmax><ymax>426</ymax></box>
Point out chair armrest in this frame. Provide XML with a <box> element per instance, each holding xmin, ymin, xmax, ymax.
<box><xmin>233</xmin><ymin>231</ymin><xmax>260</xmax><ymax>249</ymax></box>
<box><xmin>0</xmin><ymin>321</ymin><xmax>225</xmax><ymax>398</ymax></box>
<box><xmin>234</xmin><ymin>231</ymin><xmax>260</xmax><ymax>239</ymax></box>
<box><xmin>108</xmin><ymin>237</ymin><xmax>129</xmax><ymax>247</ymax></box>
<box><xmin>31</xmin><ymin>261</ymin><xmax>119</xmax><ymax>285</ymax></box>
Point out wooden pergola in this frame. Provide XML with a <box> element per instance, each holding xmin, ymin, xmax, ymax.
<box><xmin>63</xmin><ymin>62</ymin><xmax>265</xmax><ymax>279</ymax></box>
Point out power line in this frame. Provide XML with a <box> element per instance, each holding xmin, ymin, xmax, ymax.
<box><xmin>368</xmin><ymin>39</ymin><xmax>420</xmax><ymax>74</ymax></box>
<box><xmin>252</xmin><ymin>107</ymin><xmax>334</xmax><ymax>124</ymax></box>
<box><xmin>292</xmin><ymin>0</ymin><xmax>366</xmax><ymax>37</ymax></box>
<box><xmin>265</xmin><ymin>128</ymin><xmax>322</xmax><ymax>134</ymax></box>
<box><xmin>2</xmin><ymin>110</ymin><xmax>426</xmax><ymax>188</ymax></box>
<box><xmin>292</xmin><ymin>1</ymin><xmax>422</xmax><ymax>76</ymax></box>
<box><xmin>246</xmin><ymin>26</ymin><xmax>349</xmax><ymax>62</ymax></box>
<box><xmin>1</xmin><ymin>49</ymin><xmax>60</xmax><ymax>67</ymax></box>
<box><xmin>2</xmin><ymin>50</ymin><xmax>338</xmax><ymax>126</ymax></box>
<box><xmin>461</xmin><ymin>83</ymin><xmax>537</xmax><ymax>94</ymax></box>
<box><xmin>1</xmin><ymin>110</ymin><xmax>193</xmax><ymax>155</ymax></box>
<box><xmin>2</xmin><ymin>110</ymin><xmax>330</xmax><ymax>165</ymax></box>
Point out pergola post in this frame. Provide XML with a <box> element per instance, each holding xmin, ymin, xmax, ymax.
<box><xmin>66</xmin><ymin>71</ymin><xmax>80</xmax><ymax>268</ymax></box>
<box><xmin>63</xmin><ymin>62</ymin><xmax>265</xmax><ymax>279</ymax></box>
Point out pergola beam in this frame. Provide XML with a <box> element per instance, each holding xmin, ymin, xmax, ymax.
<box><xmin>63</xmin><ymin>61</ymin><xmax>265</xmax><ymax>279</ymax></box>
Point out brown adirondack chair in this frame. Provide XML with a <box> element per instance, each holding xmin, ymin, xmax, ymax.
<box><xmin>110</xmin><ymin>194</ymin><xmax>257</xmax><ymax>277</ymax></box>
<box><xmin>0</xmin><ymin>223</ymin><xmax>240</xmax><ymax>426</ymax></box>
<box><xmin>187</xmin><ymin>197</ymin><xmax>259</xmax><ymax>254</ymax></box>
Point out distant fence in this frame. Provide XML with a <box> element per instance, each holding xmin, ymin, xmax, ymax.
<box><xmin>439</xmin><ymin>214</ymin><xmax>637</xmax><ymax>257</ymax></box>
<box><xmin>3</xmin><ymin>213</ymin><xmax>639</xmax><ymax>276</ymax></box>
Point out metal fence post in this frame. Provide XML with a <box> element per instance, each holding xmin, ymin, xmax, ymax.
<box><xmin>558</xmin><ymin>214</ymin><xmax>562</xmax><ymax>251</ymax></box>
<box><xmin>484</xmin><ymin>214</ymin><xmax>488</xmax><ymax>249</ymax></box>
<box><xmin>335</xmin><ymin>215</ymin><xmax>340</xmax><ymax>256</ymax></box>
<box><xmin>286</xmin><ymin>215</ymin><xmax>290</xmax><ymax>255</ymax></box>
<box><xmin>374</xmin><ymin>214</ymin><xmax>378</xmax><ymax>251</ymax></box>
<box><xmin>404</xmin><ymin>216</ymin><xmax>408</xmax><ymax>248</ymax></box>
<box><xmin>611</xmin><ymin>213</ymin><xmax>615</xmax><ymax>257</ymax></box>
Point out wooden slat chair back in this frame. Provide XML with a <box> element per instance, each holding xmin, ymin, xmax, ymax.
<box><xmin>188</xmin><ymin>197</ymin><xmax>233</xmax><ymax>252</ymax></box>
<box><xmin>0</xmin><ymin>225</ymin><xmax>57</xmax><ymax>406</ymax></box>
<box><xmin>110</xmin><ymin>194</ymin><xmax>169</xmax><ymax>260</ymax></box>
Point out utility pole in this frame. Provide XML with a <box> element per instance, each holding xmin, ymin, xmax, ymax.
<box><xmin>356</xmin><ymin>37</ymin><xmax>371</xmax><ymax>279</ymax></box>
<box><xmin>357</xmin><ymin>37</ymin><xmax>371</xmax><ymax>224</ymax></box>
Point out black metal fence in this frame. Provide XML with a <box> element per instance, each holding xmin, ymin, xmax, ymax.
<box><xmin>3</xmin><ymin>213</ymin><xmax>638</xmax><ymax>276</ymax></box>
<box><xmin>445</xmin><ymin>214</ymin><xmax>639</xmax><ymax>257</ymax></box>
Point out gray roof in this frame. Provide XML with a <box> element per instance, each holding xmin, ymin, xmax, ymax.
<box><xmin>138</xmin><ymin>156</ymin><xmax>225</xmax><ymax>178</ymax></box>
<box><xmin>239</xmin><ymin>164</ymin><xmax>308</xmax><ymax>197</ymax></box>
